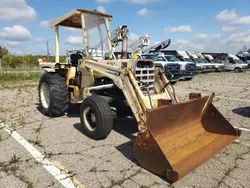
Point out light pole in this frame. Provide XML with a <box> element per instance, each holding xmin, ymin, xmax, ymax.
<box><xmin>46</xmin><ymin>39</ymin><xmax>51</xmax><ymax>61</ymax></box>
<box><xmin>0</xmin><ymin>55</ymin><xmax>2</xmax><ymax>73</ymax></box>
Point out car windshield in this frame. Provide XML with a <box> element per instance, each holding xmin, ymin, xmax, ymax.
<box><xmin>142</xmin><ymin>55</ymin><xmax>156</xmax><ymax>60</ymax></box>
<box><xmin>165</xmin><ymin>55</ymin><xmax>180</xmax><ymax>62</ymax></box>
<box><xmin>208</xmin><ymin>59</ymin><xmax>215</xmax><ymax>63</ymax></box>
<box><xmin>235</xmin><ymin>59</ymin><xmax>245</xmax><ymax>64</ymax></box>
<box><xmin>195</xmin><ymin>58</ymin><xmax>204</xmax><ymax>64</ymax></box>
<box><xmin>201</xmin><ymin>59</ymin><xmax>209</xmax><ymax>63</ymax></box>
<box><xmin>184</xmin><ymin>58</ymin><xmax>193</xmax><ymax>62</ymax></box>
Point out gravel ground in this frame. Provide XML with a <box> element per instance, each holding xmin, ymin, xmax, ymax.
<box><xmin>0</xmin><ymin>71</ymin><xmax>250</xmax><ymax>188</ymax></box>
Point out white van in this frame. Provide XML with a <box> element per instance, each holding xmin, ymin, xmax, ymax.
<box><xmin>214</xmin><ymin>53</ymin><xmax>248</xmax><ymax>72</ymax></box>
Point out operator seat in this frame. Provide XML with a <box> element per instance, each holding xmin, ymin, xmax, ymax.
<box><xmin>70</xmin><ymin>53</ymin><xmax>82</xmax><ymax>67</ymax></box>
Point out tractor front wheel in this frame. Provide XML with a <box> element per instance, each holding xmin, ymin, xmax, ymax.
<box><xmin>39</xmin><ymin>73</ymin><xmax>69</xmax><ymax>117</ymax></box>
<box><xmin>80</xmin><ymin>95</ymin><xmax>113</xmax><ymax>140</ymax></box>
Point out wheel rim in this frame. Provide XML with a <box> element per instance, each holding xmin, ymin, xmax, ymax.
<box><xmin>83</xmin><ymin>107</ymin><xmax>97</xmax><ymax>131</ymax></box>
<box><xmin>40</xmin><ymin>83</ymin><xmax>50</xmax><ymax>109</ymax></box>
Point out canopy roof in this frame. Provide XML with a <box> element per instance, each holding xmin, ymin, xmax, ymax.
<box><xmin>50</xmin><ymin>8</ymin><xmax>113</xmax><ymax>29</ymax></box>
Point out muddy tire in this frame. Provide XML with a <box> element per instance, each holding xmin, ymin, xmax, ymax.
<box><xmin>39</xmin><ymin>73</ymin><xmax>69</xmax><ymax>117</ymax></box>
<box><xmin>234</xmin><ymin>67</ymin><xmax>241</xmax><ymax>73</ymax></box>
<box><xmin>80</xmin><ymin>95</ymin><xmax>113</xmax><ymax>140</ymax></box>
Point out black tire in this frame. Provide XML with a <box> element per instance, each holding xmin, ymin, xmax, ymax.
<box><xmin>184</xmin><ymin>77</ymin><xmax>193</xmax><ymax>81</ymax></box>
<box><xmin>234</xmin><ymin>67</ymin><xmax>241</xmax><ymax>73</ymax></box>
<box><xmin>38</xmin><ymin>72</ymin><xmax>69</xmax><ymax>117</ymax></box>
<box><xmin>80</xmin><ymin>95</ymin><xmax>113</xmax><ymax>140</ymax></box>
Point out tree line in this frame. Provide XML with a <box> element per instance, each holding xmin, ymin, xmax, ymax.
<box><xmin>0</xmin><ymin>46</ymin><xmax>66</xmax><ymax>68</ymax></box>
<box><xmin>0</xmin><ymin>46</ymin><xmax>249</xmax><ymax>69</ymax></box>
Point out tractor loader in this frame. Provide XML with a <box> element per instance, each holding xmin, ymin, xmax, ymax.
<box><xmin>38</xmin><ymin>9</ymin><xmax>241</xmax><ymax>182</ymax></box>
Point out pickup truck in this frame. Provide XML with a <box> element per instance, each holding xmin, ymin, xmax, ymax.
<box><xmin>142</xmin><ymin>53</ymin><xmax>182</xmax><ymax>83</ymax></box>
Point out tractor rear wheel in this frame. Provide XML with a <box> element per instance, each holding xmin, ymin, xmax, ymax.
<box><xmin>39</xmin><ymin>73</ymin><xmax>69</xmax><ymax>117</ymax></box>
<box><xmin>80</xmin><ymin>95</ymin><xmax>113</xmax><ymax>140</ymax></box>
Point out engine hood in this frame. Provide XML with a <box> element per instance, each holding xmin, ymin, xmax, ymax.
<box><xmin>153</xmin><ymin>61</ymin><xmax>180</xmax><ymax>66</ymax></box>
<box><xmin>238</xmin><ymin>64</ymin><xmax>248</xmax><ymax>68</ymax></box>
<box><xmin>178</xmin><ymin>61</ymin><xmax>195</xmax><ymax>65</ymax></box>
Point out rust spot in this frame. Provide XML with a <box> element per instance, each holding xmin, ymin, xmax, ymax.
<box><xmin>189</xmin><ymin>93</ymin><xmax>201</xmax><ymax>100</ymax></box>
<box><xmin>158</xmin><ymin>99</ymin><xmax>172</xmax><ymax>107</ymax></box>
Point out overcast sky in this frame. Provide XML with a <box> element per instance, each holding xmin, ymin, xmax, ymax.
<box><xmin>0</xmin><ymin>0</ymin><xmax>250</xmax><ymax>55</ymax></box>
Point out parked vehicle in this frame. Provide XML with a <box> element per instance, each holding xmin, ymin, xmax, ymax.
<box><xmin>236</xmin><ymin>46</ymin><xmax>250</xmax><ymax>67</ymax></box>
<box><xmin>243</xmin><ymin>54</ymin><xmax>250</xmax><ymax>66</ymax></box>
<box><xmin>237</xmin><ymin>53</ymin><xmax>250</xmax><ymax>68</ymax></box>
<box><xmin>211</xmin><ymin>53</ymin><xmax>248</xmax><ymax>72</ymax></box>
<box><xmin>142</xmin><ymin>53</ymin><xmax>181</xmax><ymax>82</ymax></box>
<box><xmin>104</xmin><ymin>51</ymin><xmax>183</xmax><ymax>84</ymax></box>
<box><xmin>195</xmin><ymin>52</ymin><xmax>223</xmax><ymax>72</ymax></box>
<box><xmin>186</xmin><ymin>51</ymin><xmax>214</xmax><ymax>72</ymax></box>
<box><xmin>138</xmin><ymin>40</ymin><xmax>181</xmax><ymax>82</ymax></box>
<box><xmin>160</xmin><ymin>50</ymin><xmax>196</xmax><ymax>80</ymax></box>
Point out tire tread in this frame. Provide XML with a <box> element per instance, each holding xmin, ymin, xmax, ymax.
<box><xmin>80</xmin><ymin>95</ymin><xmax>113</xmax><ymax>140</ymax></box>
<box><xmin>39</xmin><ymin>72</ymin><xmax>69</xmax><ymax>117</ymax></box>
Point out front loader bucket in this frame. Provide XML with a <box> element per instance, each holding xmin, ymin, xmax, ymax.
<box><xmin>134</xmin><ymin>95</ymin><xmax>240</xmax><ymax>182</ymax></box>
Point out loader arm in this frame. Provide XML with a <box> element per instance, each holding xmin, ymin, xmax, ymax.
<box><xmin>80</xmin><ymin>58</ymin><xmax>177</xmax><ymax>128</ymax></box>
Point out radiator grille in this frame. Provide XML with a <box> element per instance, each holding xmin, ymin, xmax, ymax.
<box><xmin>135</xmin><ymin>61</ymin><xmax>155</xmax><ymax>94</ymax></box>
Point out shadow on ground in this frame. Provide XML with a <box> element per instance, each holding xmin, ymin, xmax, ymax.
<box><xmin>38</xmin><ymin>101</ymin><xmax>143</xmax><ymax>176</ymax></box>
<box><xmin>116</xmin><ymin>140</ymin><xmax>136</xmax><ymax>162</ymax></box>
<box><xmin>73</xmin><ymin>116</ymin><xmax>139</xmax><ymax>162</ymax></box>
<box><xmin>67</xmin><ymin>104</ymin><xmax>81</xmax><ymax>118</ymax></box>
<box><xmin>36</xmin><ymin>105</ymin><xmax>45</xmax><ymax>115</ymax></box>
<box><xmin>36</xmin><ymin>103</ymin><xmax>81</xmax><ymax>118</ymax></box>
<box><xmin>37</xmin><ymin>102</ymin><xmax>170</xmax><ymax>183</ymax></box>
<box><xmin>73</xmin><ymin>116</ymin><xmax>138</xmax><ymax>140</ymax></box>
<box><xmin>232</xmin><ymin>106</ymin><xmax>250</xmax><ymax>118</ymax></box>
<box><xmin>113</xmin><ymin>117</ymin><xmax>138</xmax><ymax>139</ymax></box>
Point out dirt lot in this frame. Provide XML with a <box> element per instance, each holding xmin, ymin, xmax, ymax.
<box><xmin>0</xmin><ymin>71</ymin><xmax>250</xmax><ymax>188</ymax></box>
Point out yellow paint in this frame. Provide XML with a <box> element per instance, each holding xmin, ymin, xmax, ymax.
<box><xmin>52</xmin><ymin>160</ymin><xmax>85</xmax><ymax>188</ymax></box>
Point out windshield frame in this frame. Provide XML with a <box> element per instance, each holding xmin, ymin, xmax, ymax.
<box><xmin>184</xmin><ymin>58</ymin><xmax>193</xmax><ymax>62</ymax></box>
<box><xmin>194</xmin><ymin>58</ymin><xmax>203</xmax><ymax>64</ymax></box>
